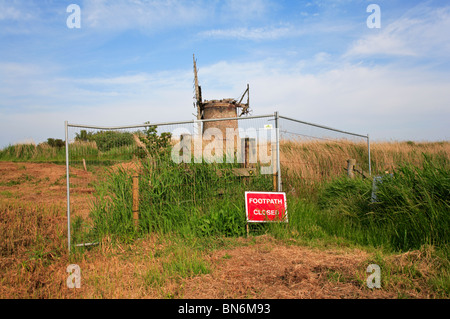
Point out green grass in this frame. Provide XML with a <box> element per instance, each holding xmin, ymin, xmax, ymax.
<box><xmin>140</xmin><ymin>238</ymin><xmax>211</xmax><ymax>291</ymax></box>
<box><xmin>86</xmin><ymin>152</ymin><xmax>274</xmax><ymax>242</ymax></box>
<box><xmin>313</xmin><ymin>154</ymin><xmax>449</xmax><ymax>252</ymax></box>
<box><xmin>0</xmin><ymin>141</ymin><xmax>136</xmax><ymax>164</ymax></box>
<box><xmin>0</xmin><ymin>143</ymin><xmax>65</xmax><ymax>163</ymax></box>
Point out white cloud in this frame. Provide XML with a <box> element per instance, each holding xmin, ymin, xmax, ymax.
<box><xmin>80</xmin><ymin>0</ymin><xmax>277</xmax><ymax>34</ymax></box>
<box><xmin>0</xmin><ymin>0</ymin><xmax>34</xmax><ymax>21</ymax></box>
<box><xmin>346</xmin><ymin>33</ymin><xmax>417</xmax><ymax>57</ymax></box>
<box><xmin>194</xmin><ymin>59</ymin><xmax>450</xmax><ymax>141</ymax></box>
<box><xmin>345</xmin><ymin>4</ymin><xmax>450</xmax><ymax>58</ymax></box>
<box><xmin>198</xmin><ymin>15</ymin><xmax>356</xmax><ymax>41</ymax></box>
<box><xmin>0</xmin><ymin>61</ymin><xmax>197</xmax><ymax>147</ymax></box>
<box><xmin>198</xmin><ymin>24</ymin><xmax>302</xmax><ymax>41</ymax></box>
<box><xmin>81</xmin><ymin>0</ymin><xmax>208</xmax><ymax>32</ymax></box>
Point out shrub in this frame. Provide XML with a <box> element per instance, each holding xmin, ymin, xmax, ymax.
<box><xmin>47</xmin><ymin>138</ymin><xmax>65</xmax><ymax>148</ymax></box>
<box><xmin>91</xmin><ymin>131</ymin><xmax>134</xmax><ymax>152</ymax></box>
<box><xmin>134</xmin><ymin>123</ymin><xmax>172</xmax><ymax>159</ymax></box>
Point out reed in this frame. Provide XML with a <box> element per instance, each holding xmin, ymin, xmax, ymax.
<box><xmin>313</xmin><ymin>154</ymin><xmax>450</xmax><ymax>251</ymax></box>
<box><xmin>87</xmin><ymin>151</ymin><xmax>273</xmax><ymax>243</ymax></box>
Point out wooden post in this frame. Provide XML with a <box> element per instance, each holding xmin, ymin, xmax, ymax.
<box><xmin>82</xmin><ymin>159</ymin><xmax>87</xmax><ymax>171</ymax></box>
<box><xmin>347</xmin><ymin>159</ymin><xmax>356</xmax><ymax>179</ymax></box>
<box><xmin>132</xmin><ymin>174</ymin><xmax>139</xmax><ymax>227</ymax></box>
<box><xmin>248</xmin><ymin>138</ymin><xmax>256</xmax><ymax>168</ymax></box>
<box><xmin>180</xmin><ymin>134</ymin><xmax>185</xmax><ymax>150</ymax></box>
<box><xmin>180</xmin><ymin>134</ymin><xmax>191</xmax><ymax>160</ymax></box>
<box><xmin>244</xmin><ymin>137</ymin><xmax>249</xmax><ymax>168</ymax></box>
<box><xmin>241</xmin><ymin>138</ymin><xmax>249</xmax><ymax>186</ymax></box>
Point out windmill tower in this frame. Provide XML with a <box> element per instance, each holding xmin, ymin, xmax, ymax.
<box><xmin>193</xmin><ymin>54</ymin><xmax>250</xmax><ymax>140</ymax></box>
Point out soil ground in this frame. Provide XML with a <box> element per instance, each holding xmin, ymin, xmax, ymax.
<box><xmin>0</xmin><ymin>161</ymin><xmax>93</xmax><ymax>217</ymax></box>
<box><xmin>0</xmin><ymin>162</ymin><xmax>438</xmax><ymax>299</ymax></box>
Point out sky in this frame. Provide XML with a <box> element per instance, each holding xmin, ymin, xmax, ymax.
<box><xmin>0</xmin><ymin>0</ymin><xmax>449</xmax><ymax>147</ymax></box>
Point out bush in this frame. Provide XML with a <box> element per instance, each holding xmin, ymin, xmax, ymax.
<box><xmin>134</xmin><ymin>124</ymin><xmax>172</xmax><ymax>159</ymax></box>
<box><xmin>47</xmin><ymin>138</ymin><xmax>65</xmax><ymax>148</ymax></box>
<box><xmin>90</xmin><ymin>131</ymin><xmax>134</xmax><ymax>152</ymax></box>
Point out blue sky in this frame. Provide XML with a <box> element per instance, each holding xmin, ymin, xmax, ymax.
<box><xmin>1</xmin><ymin>0</ymin><xmax>449</xmax><ymax>147</ymax></box>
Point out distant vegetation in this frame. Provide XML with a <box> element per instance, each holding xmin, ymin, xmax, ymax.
<box><xmin>0</xmin><ymin>142</ymin><xmax>66</xmax><ymax>163</ymax></box>
<box><xmin>75</xmin><ymin>130</ymin><xmax>134</xmax><ymax>152</ymax></box>
<box><xmin>0</xmin><ymin>130</ymin><xmax>138</xmax><ymax>163</ymax></box>
<box><xmin>46</xmin><ymin>138</ymin><xmax>65</xmax><ymax>148</ymax></box>
<box><xmin>0</xmin><ymin>126</ymin><xmax>173</xmax><ymax>164</ymax></box>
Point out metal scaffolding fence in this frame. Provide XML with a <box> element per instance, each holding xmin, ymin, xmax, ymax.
<box><xmin>64</xmin><ymin>112</ymin><xmax>370</xmax><ymax>252</ymax></box>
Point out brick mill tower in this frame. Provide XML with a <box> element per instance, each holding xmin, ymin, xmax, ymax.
<box><xmin>193</xmin><ymin>54</ymin><xmax>250</xmax><ymax>139</ymax></box>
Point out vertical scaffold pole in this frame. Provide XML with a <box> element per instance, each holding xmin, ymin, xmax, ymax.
<box><xmin>367</xmin><ymin>134</ymin><xmax>372</xmax><ymax>176</ymax></box>
<box><xmin>274</xmin><ymin>112</ymin><xmax>282</xmax><ymax>192</ymax></box>
<box><xmin>65</xmin><ymin>121</ymin><xmax>71</xmax><ymax>254</ymax></box>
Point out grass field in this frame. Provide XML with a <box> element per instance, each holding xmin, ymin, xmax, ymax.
<box><xmin>0</xmin><ymin>139</ymin><xmax>449</xmax><ymax>298</ymax></box>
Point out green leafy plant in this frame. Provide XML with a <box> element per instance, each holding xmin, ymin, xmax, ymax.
<box><xmin>135</xmin><ymin>123</ymin><xmax>172</xmax><ymax>159</ymax></box>
<box><xmin>46</xmin><ymin>138</ymin><xmax>65</xmax><ymax>148</ymax></box>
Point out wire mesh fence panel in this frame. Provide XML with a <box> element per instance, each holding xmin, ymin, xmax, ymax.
<box><xmin>278</xmin><ymin>116</ymin><xmax>369</xmax><ymax>197</ymax></box>
<box><xmin>65</xmin><ymin>115</ymin><xmax>280</xmax><ymax>250</ymax></box>
<box><xmin>65</xmin><ymin>113</ymin><xmax>370</xmax><ymax>250</ymax></box>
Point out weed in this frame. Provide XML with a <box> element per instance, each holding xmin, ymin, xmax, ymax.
<box><xmin>143</xmin><ymin>266</ymin><xmax>165</xmax><ymax>288</ymax></box>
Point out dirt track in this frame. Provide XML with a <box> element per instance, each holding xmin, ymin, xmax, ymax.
<box><xmin>182</xmin><ymin>237</ymin><xmax>399</xmax><ymax>299</ymax></box>
<box><xmin>0</xmin><ymin>161</ymin><xmax>94</xmax><ymax>217</ymax></box>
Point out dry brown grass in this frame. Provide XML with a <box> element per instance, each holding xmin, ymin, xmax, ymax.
<box><xmin>0</xmin><ymin>200</ymin><xmax>67</xmax><ymax>298</ymax></box>
<box><xmin>279</xmin><ymin>139</ymin><xmax>449</xmax><ymax>196</ymax></box>
<box><xmin>370</xmin><ymin>141</ymin><xmax>449</xmax><ymax>172</ymax></box>
<box><xmin>282</xmin><ymin>139</ymin><xmax>449</xmax><ymax>176</ymax></box>
<box><xmin>280</xmin><ymin>139</ymin><xmax>363</xmax><ymax>180</ymax></box>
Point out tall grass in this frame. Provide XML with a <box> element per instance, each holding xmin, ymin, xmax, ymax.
<box><xmin>0</xmin><ymin>139</ymin><xmax>138</xmax><ymax>164</ymax></box>
<box><xmin>280</xmin><ymin>140</ymin><xmax>449</xmax><ymax>199</ymax></box>
<box><xmin>86</xmin><ymin>151</ymin><xmax>273</xmax><ymax>243</ymax></box>
<box><xmin>315</xmin><ymin>154</ymin><xmax>449</xmax><ymax>251</ymax></box>
<box><xmin>0</xmin><ymin>143</ymin><xmax>66</xmax><ymax>163</ymax></box>
<box><xmin>280</xmin><ymin>139</ymin><xmax>371</xmax><ymax>201</ymax></box>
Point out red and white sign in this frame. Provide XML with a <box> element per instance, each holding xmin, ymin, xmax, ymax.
<box><xmin>245</xmin><ymin>191</ymin><xmax>287</xmax><ymax>223</ymax></box>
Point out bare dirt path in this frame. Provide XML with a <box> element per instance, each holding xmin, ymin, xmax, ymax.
<box><xmin>0</xmin><ymin>161</ymin><xmax>95</xmax><ymax>217</ymax></box>
<box><xmin>181</xmin><ymin>236</ymin><xmax>395</xmax><ymax>299</ymax></box>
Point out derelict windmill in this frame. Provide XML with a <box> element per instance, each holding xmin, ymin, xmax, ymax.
<box><xmin>193</xmin><ymin>54</ymin><xmax>251</xmax><ymax>138</ymax></box>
